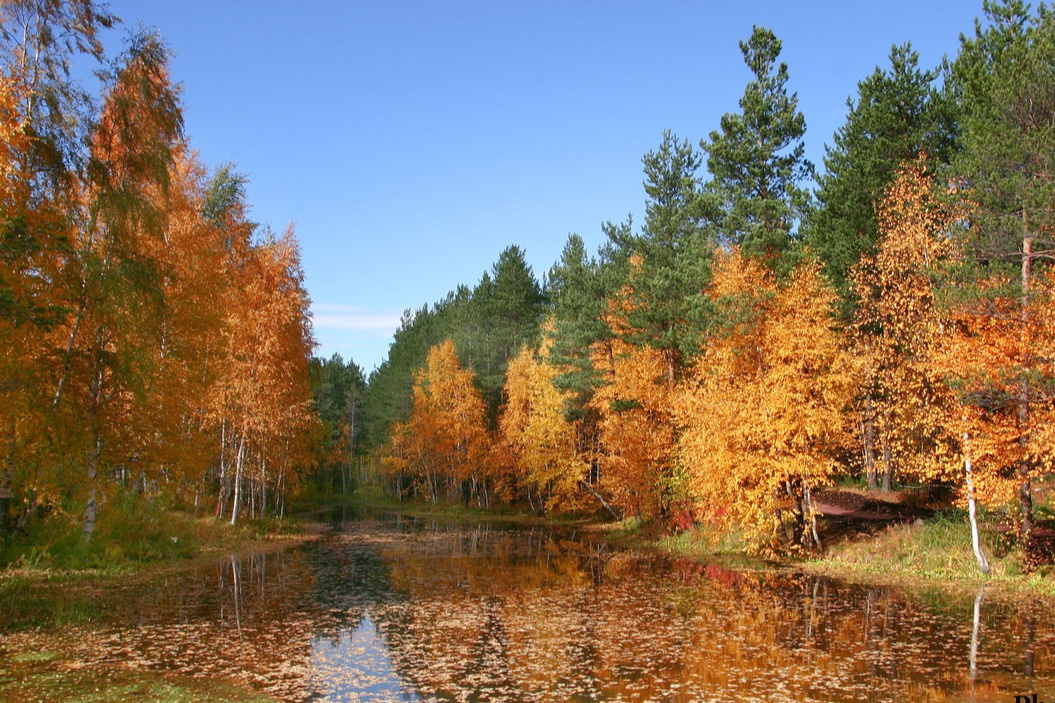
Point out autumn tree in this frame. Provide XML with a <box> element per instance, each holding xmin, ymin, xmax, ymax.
<box><xmin>0</xmin><ymin>0</ymin><xmax>115</xmax><ymax>533</ymax></box>
<box><xmin>213</xmin><ymin>226</ymin><xmax>318</xmax><ymax>524</ymax></box>
<box><xmin>387</xmin><ymin>340</ymin><xmax>491</xmax><ymax>505</ymax></box>
<box><xmin>130</xmin><ymin>151</ymin><xmax>231</xmax><ymax>508</ymax></box>
<box><xmin>851</xmin><ymin>157</ymin><xmax>959</xmax><ymax>491</ymax></box>
<box><xmin>46</xmin><ymin>31</ymin><xmax>183</xmax><ymax>536</ymax></box>
<box><xmin>678</xmin><ymin>250</ymin><xmax>856</xmax><ymax>552</ymax></box>
<box><xmin>0</xmin><ymin>3</ymin><xmax>323</xmax><ymax>545</ymax></box>
<box><xmin>950</xmin><ymin>0</ymin><xmax>1055</xmax><ymax>540</ymax></box>
<box><xmin>499</xmin><ymin>341</ymin><xmax>587</xmax><ymax>515</ymax></box>
<box><xmin>589</xmin><ymin>299</ymin><xmax>677</xmax><ymax>522</ymax></box>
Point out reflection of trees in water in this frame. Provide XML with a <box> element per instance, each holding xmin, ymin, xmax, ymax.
<box><xmin>5</xmin><ymin>521</ymin><xmax>1055</xmax><ymax>702</ymax></box>
<box><xmin>0</xmin><ymin>546</ymin><xmax>326</xmax><ymax>700</ymax></box>
<box><xmin>349</xmin><ymin>523</ymin><xmax>1055</xmax><ymax>702</ymax></box>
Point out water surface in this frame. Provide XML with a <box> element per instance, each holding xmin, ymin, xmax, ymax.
<box><xmin>1</xmin><ymin>511</ymin><xmax>1052</xmax><ymax>702</ymax></box>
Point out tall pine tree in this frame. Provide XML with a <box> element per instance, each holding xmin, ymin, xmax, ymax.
<box><xmin>805</xmin><ymin>43</ymin><xmax>957</xmax><ymax>314</ymax></box>
<box><xmin>703</xmin><ymin>26</ymin><xmax>813</xmax><ymax>268</ymax></box>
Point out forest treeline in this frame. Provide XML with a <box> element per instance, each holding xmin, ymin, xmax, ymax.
<box><xmin>3</xmin><ymin>0</ymin><xmax>1054</xmax><ymax>567</ymax></box>
<box><xmin>317</xmin><ymin>2</ymin><xmax>1055</xmax><ymax>562</ymax></box>
<box><xmin>0</xmin><ymin>1</ymin><xmax>319</xmax><ymax>540</ymax></box>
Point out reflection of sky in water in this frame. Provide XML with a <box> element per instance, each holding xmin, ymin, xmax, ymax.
<box><xmin>3</xmin><ymin>516</ymin><xmax>1055</xmax><ymax>703</ymax></box>
<box><xmin>309</xmin><ymin>613</ymin><xmax>421</xmax><ymax>702</ymax></box>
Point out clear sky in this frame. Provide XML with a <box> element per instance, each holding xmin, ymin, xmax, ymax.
<box><xmin>99</xmin><ymin>0</ymin><xmax>986</xmax><ymax>374</ymax></box>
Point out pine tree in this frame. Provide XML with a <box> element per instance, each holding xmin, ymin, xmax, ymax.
<box><xmin>546</xmin><ymin>234</ymin><xmax>618</xmax><ymax>418</ymax></box>
<box><xmin>609</xmin><ymin>131</ymin><xmax>713</xmax><ymax>381</ymax></box>
<box><xmin>703</xmin><ymin>26</ymin><xmax>813</xmax><ymax>267</ymax></box>
<box><xmin>805</xmin><ymin>43</ymin><xmax>957</xmax><ymax>313</ymax></box>
<box><xmin>467</xmin><ymin>246</ymin><xmax>545</xmax><ymax>417</ymax></box>
<box><xmin>950</xmin><ymin>0</ymin><xmax>1055</xmax><ymax>541</ymax></box>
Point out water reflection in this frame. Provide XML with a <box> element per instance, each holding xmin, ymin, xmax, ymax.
<box><xmin>1</xmin><ymin>513</ymin><xmax>1053</xmax><ymax>702</ymax></box>
<box><xmin>310</xmin><ymin>615</ymin><xmax>417</xmax><ymax>702</ymax></box>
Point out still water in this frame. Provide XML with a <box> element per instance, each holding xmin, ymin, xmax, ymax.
<box><xmin>2</xmin><ymin>510</ymin><xmax>1053</xmax><ymax>702</ymax></box>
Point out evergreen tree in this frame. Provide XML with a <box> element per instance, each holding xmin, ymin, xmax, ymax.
<box><xmin>471</xmin><ymin>246</ymin><xmax>546</xmax><ymax>416</ymax></box>
<box><xmin>609</xmin><ymin>131</ymin><xmax>713</xmax><ymax>380</ymax></box>
<box><xmin>805</xmin><ymin>43</ymin><xmax>957</xmax><ymax>314</ymax></box>
<box><xmin>949</xmin><ymin>0</ymin><xmax>1055</xmax><ymax>541</ymax></box>
<box><xmin>310</xmin><ymin>353</ymin><xmax>367</xmax><ymax>492</ymax></box>
<box><xmin>703</xmin><ymin>26</ymin><xmax>813</xmax><ymax>267</ymax></box>
<box><xmin>546</xmin><ymin>233</ymin><xmax>619</xmax><ymax>418</ymax></box>
<box><xmin>361</xmin><ymin>304</ymin><xmax>442</xmax><ymax>450</ymax></box>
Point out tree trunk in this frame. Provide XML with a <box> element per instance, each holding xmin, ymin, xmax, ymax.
<box><xmin>277</xmin><ymin>471</ymin><xmax>286</xmax><ymax>520</ymax></box>
<box><xmin>881</xmin><ymin>410</ymin><xmax>894</xmax><ymax>492</ymax></box>
<box><xmin>230</xmin><ymin>431</ymin><xmax>246</xmax><ymax>525</ymax></box>
<box><xmin>1018</xmin><ymin>233</ymin><xmax>1034</xmax><ymax>540</ymax></box>
<box><xmin>260</xmin><ymin>461</ymin><xmax>267</xmax><ymax>520</ymax></box>
<box><xmin>804</xmin><ymin>483</ymin><xmax>822</xmax><ymax>552</ymax></box>
<box><xmin>963</xmin><ymin>431</ymin><xmax>990</xmax><ymax>574</ymax></box>
<box><xmin>52</xmin><ymin>300</ymin><xmax>84</xmax><ymax>409</ymax></box>
<box><xmin>582</xmin><ymin>480</ymin><xmax>622</xmax><ymax>520</ymax></box>
<box><xmin>863</xmin><ymin>395</ymin><xmax>877</xmax><ymax>491</ymax></box>
<box><xmin>84</xmin><ymin>332</ymin><xmax>105</xmax><ymax>539</ymax></box>
<box><xmin>216</xmin><ymin>418</ymin><xmax>228</xmax><ymax>518</ymax></box>
<box><xmin>83</xmin><ymin>435</ymin><xmax>100</xmax><ymax>538</ymax></box>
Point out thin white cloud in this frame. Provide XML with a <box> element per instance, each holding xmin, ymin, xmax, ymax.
<box><xmin>313</xmin><ymin>314</ymin><xmax>402</xmax><ymax>331</ymax></box>
<box><xmin>311</xmin><ymin>304</ymin><xmax>402</xmax><ymax>332</ymax></box>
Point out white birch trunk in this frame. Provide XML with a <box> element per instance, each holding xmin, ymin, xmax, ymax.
<box><xmin>964</xmin><ymin>431</ymin><xmax>991</xmax><ymax>575</ymax></box>
<box><xmin>230</xmin><ymin>432</ymin><xmax>246</xmax><ymax>526</ymax></box>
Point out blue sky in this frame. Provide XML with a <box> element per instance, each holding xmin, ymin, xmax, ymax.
<box><xmin>100</xmin><ymin>0</ymin><xmax>985</xmax><ymax>373</ymax></box>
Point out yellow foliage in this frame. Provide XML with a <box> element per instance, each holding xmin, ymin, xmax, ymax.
<box><xmin>851</xmin><ymin>156</ymin><xmax>960</xmax><ymax>485</ymax></box>
<box><xmin>590</xmin><ymin>327</ymin><xmax>676</xmax><ymax>521</ymax></box>
<box><xmin>677</xmin><ymin>249</ymin><xmax>858</xmax><ymax>552</ymax></box>
<box><xmin>499</xmin><ymin>345</ymin><xmax>587</xmax><ymax>513</ymax></box>
<box><xmin>388</xmin><ymin>340</ymin><xmax>492</xmax><ymax>503</ymax></box>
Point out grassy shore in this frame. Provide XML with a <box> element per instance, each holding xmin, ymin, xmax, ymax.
<box><xmin>650</xmin><ymin>508</ymin><xmax>1055</xmax><ymax>598</ymax></box>
<box><xmin>0</xmin><ymin>490</ymin><xmax>315</xmax><ymax>580</ymax></box>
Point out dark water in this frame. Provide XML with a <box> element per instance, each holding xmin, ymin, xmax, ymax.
<box><xmin>2</xmin><ymin>509</ymin><xmax>1053</xmax><ymax>702</ymax></box>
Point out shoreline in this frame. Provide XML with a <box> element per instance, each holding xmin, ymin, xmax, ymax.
<box><xmin>3</xmin><ymin>497</ymin><xmax>1052</xmax><ymax>601</ymax></box>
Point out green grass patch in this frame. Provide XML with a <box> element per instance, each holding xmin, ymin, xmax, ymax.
<box><xmin>0</xmin><ymin>489</ymin><xmax>304</xmax><ymax>575</ymax></box>
<box><xmin>798</xmin><ymin>509</ymin><xmax>1055</xmax><ymax>596</ymax></box>
<box><xmin>814</xmin><ymin>510</ymin><xmax>993</xmax><ymax>579</ymax></box>
<box><xmin>656</xmin><ymin>523</ymin><xmax>751</xmax><ymax>558</ymax></box>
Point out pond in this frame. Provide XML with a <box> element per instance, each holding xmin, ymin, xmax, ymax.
<box><xmin>1</xmin><ymin>509</ymin><xmax>1052</xmax><ymax>702</ymax></box>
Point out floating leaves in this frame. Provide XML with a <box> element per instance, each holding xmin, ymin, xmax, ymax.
<box><xmin>1</xmin><ymin>519</ymin><xmax>1054</xmax><ymax>701</ymax></box>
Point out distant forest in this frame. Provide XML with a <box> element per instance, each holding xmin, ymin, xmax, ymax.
<box><xmin>310</xmin><ymin>2</ymin><xmax>1055</xmax><ymax>557</ymax></box>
